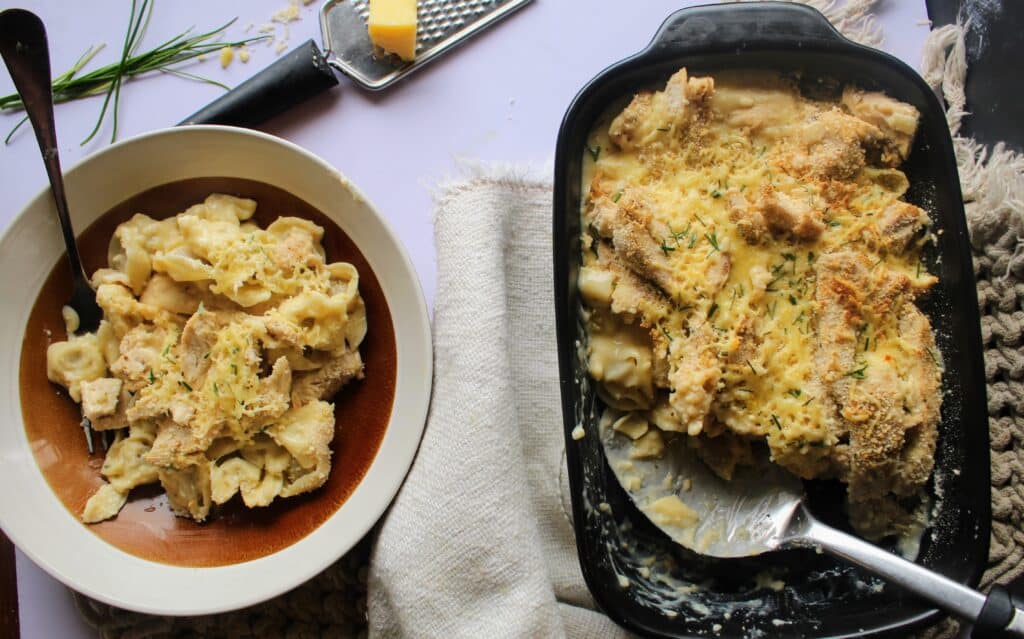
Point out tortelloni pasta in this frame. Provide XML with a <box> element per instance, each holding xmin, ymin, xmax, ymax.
<box><xmin>580</xmin><ymin>69</ymin><xmax>943</xmax><ymax>540</ymax></box>
<box><xmin>45</xmin><ymin>194</ymin><xmax>368</xmax><ymax>523</ymax></box>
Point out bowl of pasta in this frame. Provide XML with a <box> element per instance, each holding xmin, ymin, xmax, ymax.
<box><xmin>0</xmin><ymin>125</ymin><xmax>432</xmax><ymax>614</ymax></box>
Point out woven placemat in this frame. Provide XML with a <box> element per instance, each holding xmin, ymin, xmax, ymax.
<box><xmin>71</xmin><ymin>3</ymin><xmax>1023</xmax><ymax>638</ymax></box>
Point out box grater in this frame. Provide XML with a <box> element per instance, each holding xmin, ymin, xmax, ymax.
<box><xmin>321</xmin><ymin>0</ymin><xmax>533</xmax><ymax>90</ymax></box>
<box><xmin>181</xmin><ymin>0</ymin><xmax>533</xmax><ymax>126</ymax></box>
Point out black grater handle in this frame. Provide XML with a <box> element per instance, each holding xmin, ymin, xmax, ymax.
<box><xmin>179</xmin><ymin>39</ymin><xmax>339</xmax><ymax>127</ymax></box>
<box><xmin>646</xmin><ymin>2</ymin><xmax>848</xmax><ymax>55</ymax></box>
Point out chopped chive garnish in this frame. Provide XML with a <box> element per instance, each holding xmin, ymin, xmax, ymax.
<box><xmin>693</xmin><ymin>213</ymin><xmax>708</xmax><ymax>227</ymax></box>
<box><xmin>148</xmin><ymin>370</ymin><xmax>155</xmax><ymax>384</ymax></box>
<box><xmin>613</xmin><ymin>189</ymin><xmax>623</xmax><ymax>203</ymax></box>
<box><xmin>178</xmin><ymin>380</ymin><xmax>193</xmax><ymax>392</ymax></box>
<box><xmin>688</xmin><ymin>232</ymin><xmax>698</xmax><ymax>249</ymax></box>
<box><xmin>660</xmin><ymin>326</ymin><xmax>672</xmax><ymax>342</ymax></box>
<box><xmin>660</xmin><ymin>240</ymin><xmax>676</xmax><ymax>256</ymax></box>
<box><xmin>802</xmin><ymin>396</ymin><xmax>815</xmax><ymax>406</ymax></box>
<box><xmin>231</xmin><ymin>364</ymin><xmax>238</xmax><ymax>375</ymax></box>
<box><xmin>787</xmin><ymin>389</ymin><xmax>802</xmax><ymax>398</ymax></box>
<box><xmin>926</xmin><ymin>348</ymin><xmax>940</xmax><ymax>366</ymax></box>
<box><xmin>670</xmin><ymin>223</ymin><xmax>690</xmax><ymax>246</ymax></box>
<box><xmin>657</xmin><ymin>126</ymin><xmax>670</xmax><ymax>132</ymax></box>
<box><xmin>844</xmin><ymin>365</ymin><xmax>868</xmax><ymax>380</ymax></box>
<box><xmin>746</xmin><ymin>359</ymin><xmax>759</xmax><ymax>375</ymax></box>
<box><xmin>213</xmin><ymin>382</ymin><xmax>219</xmax><ymax>396</ymax></box>
<box><xmin>789</xmin><ymin>294</ymin><xmax>798</xmax><ymax>306</ymax></box>
<box><xmin>587</xmin><ymin>145</ymin><xmax>601</xmax><ymax>161</ymax></box>
<box><xmin>705</xmin><ymin>232</ymin><xmax>720</xmax><ymax>252</ymax></box>
<box><xmin>808</xmin><ymin>251</ymin><xmax>816</xmax><ymax>263</ymax></box>
<box><xmin>707</xmin><ymin>303</ymin><xmax>719</xmax><ymax>320</ymax></box>
<box><xmin>782</xmin><ymin>252</ymin><xmax>796</xmax><ymax>262</ymax></box>
<box><xmin>203</xmin><ymin>351</ymin><xmax>211</xmax><ymax>359</ymax></box>
<box><xmin>771</xmin><ymin>414</ymin><xmax>783</xmax><ymax>430</ymax></box>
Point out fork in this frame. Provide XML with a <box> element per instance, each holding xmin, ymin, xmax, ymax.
<box><xmin>0</xmin><ymin>9</ymin><xmax>103</xmax><ymax>334</ymax></box>
<box><xmin>0</xmin><ymin>9</ymin><xmax>105</xmax><ymax>452</ymax></box>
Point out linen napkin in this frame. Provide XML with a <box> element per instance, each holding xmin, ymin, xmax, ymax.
<box><xmin>366</xmin><ymin>171</ymin><xmax>631</xmax><ymax>639</ymax></box>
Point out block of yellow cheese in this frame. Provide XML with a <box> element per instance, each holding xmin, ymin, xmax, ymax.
<box><xmin>368</xmin><ymin>0</ymin><xmax>418</xmax><ymax>62</ymax></box>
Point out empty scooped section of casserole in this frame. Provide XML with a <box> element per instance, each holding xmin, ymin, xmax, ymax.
<box><xmin>578</xmin><ymin>68</ymin><xmax>940</xmax><ymax>540</ymax></box>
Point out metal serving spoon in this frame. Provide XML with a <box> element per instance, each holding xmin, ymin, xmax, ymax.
<box><xmin>0</xmin><ymin>9</ymin><xmax>102</xmax><ymax>334</ymax></box>
<box><xmin>601</xmin><ymin>420</ymin><xmax>1024</xmax><ymax>636</ymax></box>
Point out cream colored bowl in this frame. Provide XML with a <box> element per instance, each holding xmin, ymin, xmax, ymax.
<box><xmin>0</xmin><ymin>126</ymin><xmax>432</xmax><ymax>615</ymax></box>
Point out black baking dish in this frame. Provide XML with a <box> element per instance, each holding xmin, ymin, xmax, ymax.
<box><xmin>553</xmin><ymin>3</ymin><xmax>989</xmax><ymax>638</ymax></box>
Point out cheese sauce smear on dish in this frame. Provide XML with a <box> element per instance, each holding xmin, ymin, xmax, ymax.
<box><xmin>20</xmin><ymin>178</ymin><xmax>396</xmax><ymax>566</ymax></box>
<box><xmin>580</xmin><ymin>69</ymin><xmax>941</xmax><ymax>539</ymax></box>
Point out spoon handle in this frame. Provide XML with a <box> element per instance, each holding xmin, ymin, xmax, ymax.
<box><xmin>801</xmin><ymin>511</ymin><xmax>1023</xmax><ymax>637</ymax></box>
<box><xmin>0</xmin><ymin>9</ymin><xmax>89</xmax><ymax>285</ymax></box>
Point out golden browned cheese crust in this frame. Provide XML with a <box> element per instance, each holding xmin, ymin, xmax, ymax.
<box><xmin>580</xmin><ymin>69</ymin><xmax>941</xmax><ymax>539</ymax></box>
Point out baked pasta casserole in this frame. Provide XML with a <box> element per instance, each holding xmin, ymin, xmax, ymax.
<box><xmin>580</xmin><ymin>69</ymin><xmax>941</xmax><ymax>539</ymax></box>
<box><xmin>46</xmin><ymin>194</ymin><xmax>366</xmax><ymax>523</ymax></box>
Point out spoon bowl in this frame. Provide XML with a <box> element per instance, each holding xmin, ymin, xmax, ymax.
<box><xmin>600</xmin><ymin>413</ymin><xmax>803</xmax><ymax>558</ymax></box>
<box><xmin>600</xmin><ymin>414</ymin><xmax>1024</xmax><ymax>634</ymax></box>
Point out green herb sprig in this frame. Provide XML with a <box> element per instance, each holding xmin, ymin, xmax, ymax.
<box><xmin>1</xmin><ymin>0</ymin><xmax>268</xmax><ymax>144</ymax></box>
<box><xmin>844</xmin><ymin>365</ymin><xmax>868</xmax><ymax>380</ymax></box>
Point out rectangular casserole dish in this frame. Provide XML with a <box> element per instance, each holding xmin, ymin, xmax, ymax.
<box><xmin>552</xmin><ymin>3</ymin><xmax>990</xmax><ymax>638</ymax></box>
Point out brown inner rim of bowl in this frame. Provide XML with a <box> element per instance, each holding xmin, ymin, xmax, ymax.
<box><xmin>19</xmin><ymin>177</ymin><xmax>397</xmax><ymax>568</ymax></box>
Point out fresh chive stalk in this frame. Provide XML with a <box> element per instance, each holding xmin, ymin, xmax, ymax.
<box><xmin>1</xmin><ymin>0</ymin><xmax>268</xmax><ymax>144</ymax></box>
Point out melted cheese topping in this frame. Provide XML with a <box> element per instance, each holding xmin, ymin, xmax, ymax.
<box><xmin>46</xmin><ymin>194</ymin><xmax>366</xmax><ymax>524</ymax></box>
<box><xmin>581</xmin><ymin>69</ymin><xmax>942</xmax><ymax>539</ymax></box>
